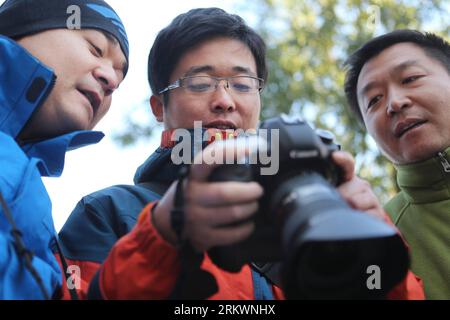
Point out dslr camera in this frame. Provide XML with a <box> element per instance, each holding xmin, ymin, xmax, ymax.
<box><xmin>207</xmin><ymin>115</ymin><xmax>409</xmax><ymax>299</ymax></box>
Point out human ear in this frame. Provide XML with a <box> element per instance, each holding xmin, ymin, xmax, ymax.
<box><xmin>150</xmin><ymin>95</ymin><xmax>164</xmax><ymax>122</ymax></box>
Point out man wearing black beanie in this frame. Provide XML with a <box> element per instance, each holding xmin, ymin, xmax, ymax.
<box><xmin>0</xmin><ymin>0</ymin><xmax>128</xmax><ymax>299</ymax></box>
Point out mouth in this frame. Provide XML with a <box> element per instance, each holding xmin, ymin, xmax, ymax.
<box><xmin>205</xmin><ymin>121</ymin><xmax>237</xmax><ymax>130</ymax></box>
<box><xmin>394</xmin><ymin>119</ymin><xmax>427</xmax><ymax>138</ymax></box>
<box><xmin>78</xmin><ymin>88</ymin><xmax>101</xmax><ymax>116</ymax></box>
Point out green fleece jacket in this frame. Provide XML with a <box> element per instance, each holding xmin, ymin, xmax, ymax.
<box><xmin>385</xmin><ymin>148</ymin><xmax>450</xmax><ymax>299</ymax></box>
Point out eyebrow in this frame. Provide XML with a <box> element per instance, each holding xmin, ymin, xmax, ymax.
<box><xmin>391</xmin><ymin>59</ymin><xmax>421</xmax><ymax>75</ymax></box>
<box><xmin>359</xmin><ymin>80</ymin><xmax>381</xmax><ymax>98</ymax></box>
<box><xmin>359</xmin><ymin>60</ymin><xmax>421</xmax><ymax>97</ymax></box>
<box><xmin>100</xmin><ymin>30</ymin><xmax>128</xmax><ymax>76</ymax></box>
<box><xmin>183</xmin><ymin>65</ymin><xmax>257</xmax><ymax>77</ymax></box>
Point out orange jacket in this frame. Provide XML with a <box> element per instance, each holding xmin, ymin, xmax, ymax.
<box><xmin>58</xmin><ymin>201</ymin><xmax>424</xmax><ymax>300</ymax></box>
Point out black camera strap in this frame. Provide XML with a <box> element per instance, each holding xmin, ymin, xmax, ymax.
<box><xmin>54</xmin><ymin>237</ymin><xmax>79</xmax><ymax>300</ymax></box>
<box><xmin>170</xmin><ymin>165</ymin><xmax>190</xmax><ymax>243</ymax></box>
<box><xmin>170</xmin><ymin>243</ymin><xmax>218</xmax><ymax>300</ymax></box>
<box><xmin>168</xmin><ymin>165</ymin><xmax>218</xmax><ymax>299</ymax></box>
<box><xmin>0</xmin><ymin>191</ymin><xmax>50</xmax><ymax>299</ymax></box>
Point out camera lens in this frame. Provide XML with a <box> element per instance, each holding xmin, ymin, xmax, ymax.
<box><xmin>272</xmin><ymin>173</ymin><xmax>408</xmax><ymax>299</ymax></box>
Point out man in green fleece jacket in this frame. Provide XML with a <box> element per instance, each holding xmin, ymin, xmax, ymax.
<box><xmin>343</xmin><ymin>29</ymin><xmax>450</xmax><ymax>299</ymax></box>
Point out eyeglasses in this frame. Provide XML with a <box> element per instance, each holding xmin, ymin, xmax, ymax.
<box><xmin>158</xmin><ymin>75</ymin><xmax>264</xmax><ymax>95</ymax></box>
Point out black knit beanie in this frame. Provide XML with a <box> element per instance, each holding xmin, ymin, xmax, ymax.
<box><xmin>0</xmin><ymin>0</ymin><xmax>129</xmax><ymax>64</ymax></box>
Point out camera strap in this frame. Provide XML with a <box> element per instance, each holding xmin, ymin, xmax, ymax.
<box><xmin>168</xmin><ymin>165</ymin><xmax>218</xmax><ymax>299</ymax></box>
<box><xmin>170</xmin><ymin>165</ymin><xmax>190</xmax><ymax>243</ymax></box>
<box><xmin>54</xmin><ymin>237</ymin><xmax>79</xmax><ymax>300</ymax></box>
<box><xmin>170</xmin><ymin>243</ymin><xmax>218</xmax><ymax>300</ymax></box>
<box><xmin>0</xmin><ymin>191</ymin><xmax>51</xmax><ymax>299</ymax></box>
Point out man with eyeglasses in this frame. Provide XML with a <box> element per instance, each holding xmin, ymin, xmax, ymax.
<box><xmin>58</xmin><ymin>8</ymin><xmax>423</xmax><ymax>299</ymax></box>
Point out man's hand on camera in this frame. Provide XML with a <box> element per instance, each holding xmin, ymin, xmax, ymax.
<box><xmin>152</xmin><ymin>140</ymin><xmax>263</xmax><ymax>252</ymax></box>
<box><xmin>332</xmin><ymin>151</ymin><xmax>387</xmax><ymax>221</ymax></box>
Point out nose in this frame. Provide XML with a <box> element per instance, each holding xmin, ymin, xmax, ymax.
<box><xmin>93</xmin><ymin>63</ymin><xmax>120</xmax><ymax>96</ymax></box>
<box><xmin>386</xmin><ymin>87</ymin><xmax>411</xmax><ymax>116</ymax></box>
<box><xmin>210</xmin><ymin>83</ymin><xmax>236</xmax><ymax>114</ymax></box>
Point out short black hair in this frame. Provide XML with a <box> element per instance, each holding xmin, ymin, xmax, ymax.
<box><xmin>344</xmin><ymin>29</ymin><xmax>450</xmax><ymax>125</ymax></box>
<box><xmin>148</xmin><ymin>7</ymin><xmax>267</xmax><ymax>104</ymax></box>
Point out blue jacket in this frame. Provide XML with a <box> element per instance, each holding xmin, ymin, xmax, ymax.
<box><xmin>0</xmin><ymin>35</ymin><xmax>103</xmax><ymax>299</ymax></box>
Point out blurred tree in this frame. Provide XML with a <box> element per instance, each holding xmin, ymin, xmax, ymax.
<box><xmin>112</xmin><ymin>99</ymin><xmax>157</xmax><ymax>146</ymax></box>
<box><xmin>114</xmin><ymin>0</ymin><xmax>449</xmax><ymax>203</ymax></box>
<box><xmin>238</xmin><ymin>0</ymin><xmax>449</xmax><ymax>202</ymax></box>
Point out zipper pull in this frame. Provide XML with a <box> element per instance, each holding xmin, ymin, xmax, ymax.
<box><xmin>438</xmin><ymin>152</ymin><xmax>450</xmax><ymax>173</ymax></box>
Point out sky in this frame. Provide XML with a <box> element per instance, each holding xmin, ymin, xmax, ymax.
<box><xmin>0</xmin><ymin>0</ymin><xmax>238</xmax><ymax>230</ymax></box>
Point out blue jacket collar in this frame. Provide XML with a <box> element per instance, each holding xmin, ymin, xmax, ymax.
<box><xmin>21</xmin><ymin>131</ymin><xmax>104</xmax><ymax>177</ymax></box>
<box><xmin>0</xmin><ymin>35</ymin><xmax>55</xmax><ymax>138</ymax></box>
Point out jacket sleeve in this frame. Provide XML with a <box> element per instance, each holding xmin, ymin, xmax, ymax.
<box><xmin>89</xmin><ymin>202</ymin><xmax>181</xmax><ymax>299</ymax></box>
<box><xmin>59</xmin><ymin>192</ymin><xmax>127</xmax><ymax>263</ymax></box>
<box><xmin>59</xmin><ymin>184</ymin><xmax>161</xmax><ymax>263</ymax></box>
<box><xmin>57</xmin><ymin>185</ymin><xmax>162</xmax><ymax>299</ymax></box>
<box><xmin>56</xmin><ymin>190</ymin><xmax>135</xmax><ymax>299</ymax></box>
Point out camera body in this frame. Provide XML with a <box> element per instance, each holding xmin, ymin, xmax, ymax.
<box><xmin>208</xmin><ymin>115</ymin><xmax>341</xmax><ymax>265</ymax></box>
<box><xmin>207</xmin><ymin>115</ymin><xmax>409</xmax><ymax>299</ymax></box>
